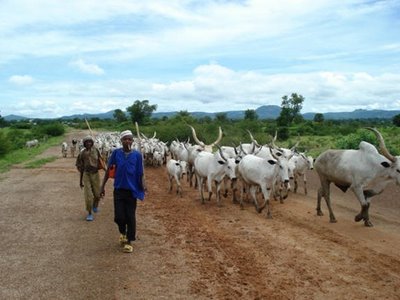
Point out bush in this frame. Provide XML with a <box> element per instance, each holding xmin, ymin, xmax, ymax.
<box><xmin>0</xmin><ymin>130</ymin><xmax>11</xmax><ymax>157</ymax></box>
<box><xmin>335</xmin><ymin>130</ymin><xmax>376</xmax><ymax>149</ymax></box>
<box><xmin>35</xmin><ymin>123</ymin><xmax>65</xmax><ymax>137</ymax></box>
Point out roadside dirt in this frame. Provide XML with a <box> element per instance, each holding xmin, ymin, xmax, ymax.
<box><xmin>1</xmin><ymin>130</ymin><xmax>400</xmax><ymax>300</ymax></box>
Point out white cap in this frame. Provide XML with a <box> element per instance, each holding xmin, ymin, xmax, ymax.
<box><xmin>120</xmin><ymin>130</ymin><xmax>133</xmax><ymax>140</ymax></box>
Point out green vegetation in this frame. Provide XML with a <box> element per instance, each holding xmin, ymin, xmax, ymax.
<box><xmin>2</xmin><ymin>96</ymin><xmax>400</xmax><ymax>172</ymax></box>
<box><xmin>0</xmin><ymin>125</ymin><xmax>65</xmax><ymax>173</ymax></box>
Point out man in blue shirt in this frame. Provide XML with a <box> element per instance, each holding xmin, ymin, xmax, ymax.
<box><xmin>100</xmin><ymin>130</ymin><xmax>146</xmax><ymax>253</ymax></box>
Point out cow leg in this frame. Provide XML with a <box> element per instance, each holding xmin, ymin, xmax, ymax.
<box><xmin>239</xmin><ymin>181</ymin><xmax>246</xmax><ymax>209</ymax></box>
<box><xmin>215</xmin><ymin>180</ymin><xmax>222</xmax><ymax>207</ymax></box>
<box><xmin>168</xmin><ymin>175</ymin><xmax>173</xmax><ymax>193</ymax></box>
<box><xmin>303</xmin><ymin>173</ymin><xmax>308</xmax><ymax>195</ymax></box>
<box><xmin>352</xmin><ymin>187</ymin><xmax>375</xmax><ymax>226</ymax></box>
<box><xmin>249</xmin><ymin>186</ymin><xmax>262</xmax><ymax>213</ymax></box>
<box><xmin>188</xmin><ymin>165</ymin><xmax>194</xmax><ymax>187</ymax></box>
<box><xmin>317</xmin><ymin>180</ymin><xmax>337</xmax><ymax>223</ymax></box>
<box><xmin>294</xmin><ymin>175</ymin><xmax>298</xmax><ymax>193</ymax></box>
<box><xmin>223</xmin><ymin>177</ymin><xmax>228</xmax><ymax>198</ymax></box>
<box><xmin>260</xmin><ymin>185</ymin><xmax>272</xmax><ymax>218</ymax></box>
<box><xmin>231</xmin><ymin>178</ymin><xmax>238</xmax><ymax>204</ymax></box>
<box><xmin>197</xmin><ymin>175</ymin><xmax>205</xmax><ymax>204</ymax></box>
<box><xmin>207</xmin><ymin>177</ymin><xmax>213</xmax><ymax>202</ymax></box>
<box><xmin>174</xmin><ymin>174</ymin><xmax>181</xmax><ymax>196</ymax></box>
<box><xmin>355</xmin><ymin>203</ymin><xmax>373</xmax><ymax>227</ymax></box>
<box><xmin>316</xmin><ymin>187</ymin><xmax>324</xmax><ymax>216</ymax></box>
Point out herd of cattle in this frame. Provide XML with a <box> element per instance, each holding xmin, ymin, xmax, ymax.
<box><xmin>57</xmin><ymin>127</ymin><xmax>399</xmax><ymax>227</ymax></box>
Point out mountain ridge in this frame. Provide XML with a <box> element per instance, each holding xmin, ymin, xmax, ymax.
<box><xmin>3</xmin><ymin>105</ymin><xmax>400</xmax><ymax>121</ymax></box>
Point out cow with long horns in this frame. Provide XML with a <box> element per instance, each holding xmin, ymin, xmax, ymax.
<box><xmin>314</xmin><ymin>127</ymin><xmax>400</xmax><ymax>227</ymax></box>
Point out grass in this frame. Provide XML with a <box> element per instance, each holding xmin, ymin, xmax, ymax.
<box><xmin>0</xmin><ymin>135</ymin><xmax>64</xmax><ymax>173</ymax></box>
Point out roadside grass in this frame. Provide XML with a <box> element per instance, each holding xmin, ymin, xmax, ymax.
<box><xmin>0</xmin><ymin>136</ymin><xmax>64</xmax><ymax>173</ymax></box>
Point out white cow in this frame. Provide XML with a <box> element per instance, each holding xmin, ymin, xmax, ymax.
<box><xmin>167</xmin><ymin>159</ymin><xmax>187</xmax><ymax>197</ymax></box>
<box><xmin>314</xmin><ymin>127</ymin><xmax>400</xmax><ymax>227</ymax></box>
<box><xmin>289</xmin><ymin>152</ymin><xmax>314</xmax><ymax>195</ymax></box>
<box><xmin>194</xmin><ymin>147</ymin><xmax>237</xmax><ymax>206</ymax></box>
<box><xmin>61</xmin><ymin>142</ymin><xmax>68</xmax><ymax>158</ymax></box>
<box><xmin>26</xmin><ymin>139</ymin><xmax>39</xmax><ymax>148</ymax></box>
<box><xmin>237</xmin><ymin>148</ymin><xmax>290</xmax><ymax>218</ymax></box>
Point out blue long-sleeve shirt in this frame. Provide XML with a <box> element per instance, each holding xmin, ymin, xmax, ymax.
<box><xmin>108</xmin><ymin>148</ymin><xmax>145</xmax><ymax>200</ymax></box>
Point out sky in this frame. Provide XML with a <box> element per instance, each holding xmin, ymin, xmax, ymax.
<box><xmin>1</xmin><ymin>0</ymin><xmax>399</xmax><ymax>119</ymax></box>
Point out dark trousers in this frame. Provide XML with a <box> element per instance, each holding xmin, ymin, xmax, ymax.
<box><xmin>113</xmin><ymin>189</ymin><xmax>137</xmax><ymax>242</ymax></box>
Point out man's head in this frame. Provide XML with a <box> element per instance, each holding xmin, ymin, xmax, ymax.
<box><xmin>120</xmin><ymin>130</ymin><xmax>134</xmax><ymax>150</ymax></box>
<box><xmin>83</xmin><ymin>136</ymin><xmax>94</xmax><ymax>147</ymax></box>
<box><xmin>120</xmin><ymin>130</ymin><xmax>133</xmax><ymax>141</ymax></box>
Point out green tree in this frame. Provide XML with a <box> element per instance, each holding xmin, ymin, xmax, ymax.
<box><xmin>126</xmin><ymin>100</ymin><xmax>157</xmax><ymax>125</ymax></box>
<box><xmin>215</xmin><ymin>112</ymin><xmax>228</xmax><ymax>122</ymax></box>
<box><xmin>244</xmin><ymin>109</ymin><xmax>258</xmax><ymax>120</ymax></box>
<box><xmin>393</xmin><ymin>114</ymin><xmax>400</xmax><ymax>127</ymax></box>
<box><xmin>277</xmin><ymin>93</ymin><xmax>305</xmax><ymax>126</ymax></box>
<box><xmin>313</xmin><ymin>113</ymin><xmax>324</xmax><ymax>123</ymax></box>
<box><xmin>113</xmin><ymin>109</ymin><xmax>128</xmax><ymax>123</ymax></box>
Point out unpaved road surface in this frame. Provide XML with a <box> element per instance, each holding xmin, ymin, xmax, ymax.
<box><xmin>1</xmin><ymin>130</ymin><xmax>400</xmax><ymax>300</ymax></box>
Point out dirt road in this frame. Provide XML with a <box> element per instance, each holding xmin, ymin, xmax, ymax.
<box><xmin>1</xmin><ymin>130</ymin><xmax>400</xmax><ymax>299</ymax></box>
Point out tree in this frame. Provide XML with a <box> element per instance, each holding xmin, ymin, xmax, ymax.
<box><xmin>0</xmin><ymin>114</ymin><xmax>6</xmax><ymax>128</ymax></box>
<box><xmin>244</xmin><ymin>109</ymin><xmax>258</xmax><ymax>120</ymax></box>
<box><xmin>277</xmin><ymin>93</ymin><xmax>304</xmax><ymax>127</ymax></box>
<box><xmin>113</xmin><ymin>109</ymin><xmax>128</xmax><ymax>123</ymax></box>
<box><xmin>393</xmin><ymin>114</ymin><xmax>400</xmax><ymax>127</ymax></box>
<box><xmin>126</xmin><ymin>100</ymin><xmax>157</xmax><ymax>125</ymax></box>
<box><xmin>313</xmin><ymin>113</ymin><xmax>324</xmax><ymax>123</ymax></box>
<box><xmin>215</xmin><ymin>112</ymin><xmax>228</xmax><ymax>122</ymax></box>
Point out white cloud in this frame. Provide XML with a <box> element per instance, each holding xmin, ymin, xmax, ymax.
<box><xmin>70</xmin><ymin>59</ymin><xmax>105</xmax><ymax>75</ymax></box>
<box><xmin>9</xmin><ymin>75</ymin><xmax>34</xmax><ymax>85</ymax></box>
<box><xmin>0</xmin><ymin>1</ymin><xmax>399</xmax><ymax>118</ymax></box>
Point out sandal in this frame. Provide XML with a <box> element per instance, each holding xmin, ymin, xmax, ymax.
<box><xmin>119</xmin><ymin>234</ymin><xmax>128</xmax><ymax>245</ymax></box>
<box><xmin>123</xmin><ymin>244</ymin><xmax>133</xmax><ymax>253</ymax></box>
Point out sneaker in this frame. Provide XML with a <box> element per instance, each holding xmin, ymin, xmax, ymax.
<box><xmin>93</xmin><ymin>207</ymin><xmax>99</xmax><ymax>213</ymax></box>
<box><xmin>119</xmin><ymin>234</ymin><xmax>128</xmax><ymax>245</ymax></box>
<box><xmin>123</xmin><ymin>244</ymin><xmax>133</xmax><ymax>253</ymax></box>
<box><xmin>86</xmin><ymin>214</ymin><xmax>94</xmax><ymax>221</ymax></box>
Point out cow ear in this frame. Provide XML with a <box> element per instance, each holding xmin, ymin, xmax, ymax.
<box><xmin>217</xmin><ymin>160</ymin><xmax>225</xmax><ymax>165</ymax></box>
<box><xmin>268</xmin><ymin>159</ymin><xmax>277</xmax><ymax>165</ymax></box>
<box><xmin>381</xmin><ymin>161</ymin><xmax>390</xmax><ymax>168</ymax></box>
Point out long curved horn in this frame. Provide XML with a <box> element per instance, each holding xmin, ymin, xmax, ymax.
<box><xmin>247</xmin><ymin>130</ymin><xmax>260</xmax><ymax>147</ymax></box>
<box><xmin>152</xmin><ymin>131</ymin><xmax>157</xmax><ymax>139</ymax></box>
<box><xmin>189</xmin><ymin>125</ymin><xmax>205</xmax><ymax>147</ymax></box>
<box><xmin>239</xmin><ymin>143</ymin><xmax>248</xmax><ymax>155</ymax></box>
<box><xmin>271</xmin><ymin>131</ymin><xmax>277</xmax><ymax>148</ymax></box>
<box><xmin>216</xmin><ymin>144</ymin><xmax>227</xmax><ymax>161</ymax></box>
<box><xmin>366</xmin><ymin>127</ymin><xmax>396</xmax><ymax>162</ymax></box>
<box><xmin>290</xmin><ymin>141</ymin><xmax>300</xmax><ymax>152</ymax></box>
<box><xmin>231</xmin><ymin>143</ymin><xmax>238</xmax><ymax>155</ymax></box>
<box><xmin>210</xmin><ymin>127</ymin><xmax>223</xmax><ymax>147</ymax></box>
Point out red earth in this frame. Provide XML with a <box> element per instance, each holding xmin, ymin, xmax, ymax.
<box><xmin>1</xmin><ymin>130</ymin><xmax>400</xmax><ymax>299</ymax></box>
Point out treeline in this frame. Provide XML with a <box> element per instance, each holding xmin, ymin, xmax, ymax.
<box><xmin>61</xmin><ymin>113</ymin><xmax>399</xmax><ymax>157</ymax></box>
<box><xmin>1</xmin><ymin>94</ymin><xmax>400</xmax><ymax>158</ymax></box>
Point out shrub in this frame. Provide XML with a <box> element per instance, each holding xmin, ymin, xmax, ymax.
<box><xmin>0</xmin><ymin>130</ymin><xmax>11</xmax><ymax>157</ymax></box>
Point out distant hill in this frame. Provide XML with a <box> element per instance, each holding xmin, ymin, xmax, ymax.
<box><xmin>3</xmin><ymin>106</ymin><xmax>400</xmax><ymax>121</ymax></box>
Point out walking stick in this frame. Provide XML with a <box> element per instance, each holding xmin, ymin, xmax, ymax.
<box><xmin>135</xmin><ymin>122</ymin><xmax>147</xmax><ymax>191</ymax></box>
<box><xmin>84</xmin><ymin>118</ymin><xmax>96</xmax><ymax>139</ymax></box>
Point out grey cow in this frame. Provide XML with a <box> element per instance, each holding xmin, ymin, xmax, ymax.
<box><xmin>314</xmin><ymin>127</ymin><xmax>400</xmax><ymax>227</ymax></box>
